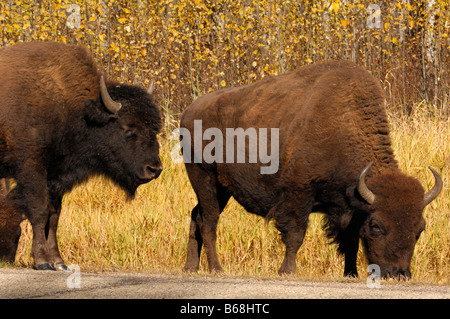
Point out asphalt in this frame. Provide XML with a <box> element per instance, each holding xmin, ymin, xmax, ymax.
<box><xmin>0</xmin><ymin>267</ymin><xmax>448</xmax><ymax>299</ymax></box>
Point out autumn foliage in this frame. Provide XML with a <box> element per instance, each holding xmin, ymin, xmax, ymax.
<box><xmin>0</xmin><ymin>0</ymin><xmax>448</xmax><ymax>116</ymax></box>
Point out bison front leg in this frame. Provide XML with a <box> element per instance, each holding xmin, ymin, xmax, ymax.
<box><xmin>46</xmin><ymin>194</ymin><xmax>70</xmax><ymax>271</ymax></box>
<box><xmin>340</xmin><ymin>222</ymin><xmax>361</xmax><ymax>277</ymax></box>
<box><xmin>335</xmin><ymin>207</ymin><xmax>366</xmax><ymax>277</ymax></box>
<box><xmin>343</xmin><ymin>240</ymin><xmax>359</xmax><ymax>277</ymax></box>
<box><xmin>11</xmin><ymin>194</ymin><xmax>54</xmax><ymax>270</ymax></box>
<box><xmin>9</xmin><ymin>165</ymin><xmax>55</xmax><ymax>270</ymax></box>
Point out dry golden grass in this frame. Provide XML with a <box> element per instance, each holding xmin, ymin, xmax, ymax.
<box><xmin>14</xmin><ymin>110</ymin><xmax>449</xmax><ymax>284</ymax></box>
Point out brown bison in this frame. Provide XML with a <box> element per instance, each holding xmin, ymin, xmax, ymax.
<box><xmin>0</xmin><ymin>42</ymin><xmax>162</xmax><ymax>270</ymax></box>
<box><xmin>180</xmin><ymin>60</ymin><xmax>443</xmax><ymax>279</ymax></box>
<box><xmin>0</xmin><ymin>179</ymin><xmax>21</xmax><ymax>262</ymax></box>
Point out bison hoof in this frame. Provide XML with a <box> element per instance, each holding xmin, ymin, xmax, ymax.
<box><xmin>343</xmin><ymin>271</ymin><xmax>358</xmax><ymax>278</ymax></box>
<box><xmin>209</xmin><ymin>266</ymin><xmax>224</xmax><ymax>274</ymax></box>
<box><xmin>35</xmin><ymin>263</ymin><xmax>56</xmax><ymax>271</ymax></box>
<box><xmin>55</xmin><ymin>264</ymin><xmax>71</xmax><ymax>272</ymax></box>
<box><xmin>183</xmin><ymin>266</ymin><xmax>199</xmax><ymax>273</ymax></box>
<box><xmin>278</xmin><ymin>266</ymin><xmax>295</xmax><ymax>275</ymax></box>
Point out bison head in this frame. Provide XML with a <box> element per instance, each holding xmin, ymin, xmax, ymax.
<box><xmin>83</xmin><ymin>76</ymin><xmax>163</xmax><ymax>198</ymax></box>
<box><xmin>357</xmin><ymin>163</ymin><xmax>443</xmax><ymax>279</ymax></box>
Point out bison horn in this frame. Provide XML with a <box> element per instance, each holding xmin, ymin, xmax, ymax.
<box><xmin>423</xmin><ymin>167</ymin><xmax>443</xmax><ymax>207</ymax></box>
<box><xmin>100</xmin><ymin>75</ymin><xmax>122</xmax><ymax>113</ymax></box>
<box><xmin>357</xmin><ymin>162</ymin><xmax>376</xmax><ymax>205</ymax></box>
<box><xmin>148</xmin><ymin>80</ymin><xmax>154</xmax><ymax>95</ymax></box>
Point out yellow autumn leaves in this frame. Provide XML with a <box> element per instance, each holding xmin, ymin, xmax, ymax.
<box><xmin>0</xmin><ymin>0</ymin><xmax>448</xmax><ymax>115</ymax></box>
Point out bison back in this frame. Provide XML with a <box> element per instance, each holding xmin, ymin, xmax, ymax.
<box><xmin>181</xmin><ymin>60</ymin><xmax>396</xmax><ymax>215</ymax></box>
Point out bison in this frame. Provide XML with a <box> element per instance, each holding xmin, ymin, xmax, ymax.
<box><xmin>0</xmin><ymin>179</ymin><xmax>21</xmax><ymax>262</ymax></box>
<box><xmin>0</xmin><ymin>42</ymin><xmax>162</xmax><ymax>270</ymax></box>
<box><xmin>180</xmin><ymin>60</ymin><xmax>443</xmax><ymax>279</ymax></box>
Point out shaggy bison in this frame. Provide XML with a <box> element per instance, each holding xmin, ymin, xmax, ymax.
<box><xmin>0</xmin><ymin>42</ymin><xmax>162</xmax><ymax>270</ymax></box>
<box><xmin>0</xmin><ymin>179</ymin><xmax>21</xmax><ymax>262</ymax></box>
<box><xmin>180</xmin><ymin>60</ymin><xmax>442</xmax><ymax>279</ymax></box>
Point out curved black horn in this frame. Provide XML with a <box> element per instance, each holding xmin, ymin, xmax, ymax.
<box><xmin>357</xmin><ymin>162</ymin><xmax>376</xmax><ymax>205</ymax></box>
<box><xmin>423</xmin><ymin>167</ymin><xmax>443</xmax><ymax>207</ymax></box>
<box><xmin>100</xmin><ymin>75</ymin><xmax>122</xmax><ymax>113</ymax></box>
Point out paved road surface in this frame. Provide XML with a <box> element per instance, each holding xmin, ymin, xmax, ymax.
<box><xmin>0</xmin><ymin>267</ymin><xmax>448</xmax><ymax>299</ymax></box>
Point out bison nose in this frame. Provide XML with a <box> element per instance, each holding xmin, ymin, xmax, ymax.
<box><xmin>147</xmin><ymin>163</ymin><xmax>163</xmax><ymax>179</ymax></box>
<box><xmin>140</xmin><ymin>161</ymin><xmax>163</xmax><ymax>181</ymax></box>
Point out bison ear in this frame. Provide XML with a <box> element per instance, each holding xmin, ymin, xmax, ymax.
<box><xmin>84</xmin><ymin>99</ymin><xmax>117</xmax><ymax>126</ymax></box>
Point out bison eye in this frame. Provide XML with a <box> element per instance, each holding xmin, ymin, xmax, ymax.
<box><xmin>369</xmin><ymin>219</ymin><xmax>385</xmax><ymax>236</ymax></box>
<box><xmin>121</xmin><ymin>124</ymin><xmax>138</xmax><ymax>138</ymax></box>
<box><xmin>125</xmin><ymin>129</ymin><xmax>137</xmax><ymax>138</ymax></box>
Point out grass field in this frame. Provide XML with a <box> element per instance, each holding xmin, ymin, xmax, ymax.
<box><xmin>13</xmin><ymin>110</ymin><xmax>449</xmax><ymax>285</ymax></box>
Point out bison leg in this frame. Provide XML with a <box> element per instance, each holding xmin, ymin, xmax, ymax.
<box><xmin>0</xmin><ymin>179</ymin><xmax>22</xmax><ymax>263</ymax></box>
<box><xmin>26</xmin><ymin>208</ymin><xmax>54</xmax><ymax>270</ymax></box>
<box><xmin>9</xmin><ymin>165</ymin><xmax>55</xmax><ymax>270</ymax></box>
<box><xmin>327</xmin><ymin>206</ymin><xmax>366</xmax><ymax>278</ymax></box>
<box><xmin>183</xmin><ymin>164</ymin><xmax>230</xmax><ymax>273</ymax></box>
<box><xmin>341</xmin><ymin>216</ymin><xmax>363</xmax><ymax>277</ymax></box>
<box><xmin>46</xmin><ymin>195</ymin><xmax>69</xmax><ymax>271</ymax></box>
<box><xmin>183</xmin><ymin>204</ymin><xmax>203</xmax><ymax>272</ymax></box>
<box><xmin>343</xmin><ymin>239</ymin><xmax>359</xmax><ymax>277</ymax></box>
<box><xmin>272</xmin><ymin>200</ymin><xmax>312</xmax><ymax>275</ymax></box>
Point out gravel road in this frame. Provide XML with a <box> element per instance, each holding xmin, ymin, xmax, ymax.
<box><xmin>0</xmin><ymin>267</ymin><xmax>448</xmax><ymax>300</ymax></box>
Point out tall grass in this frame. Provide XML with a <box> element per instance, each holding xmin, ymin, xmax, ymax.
<box><xmin>15</xmin><ymin>110</ymin><xmax>449</xmax><ymax>284</ymax></box>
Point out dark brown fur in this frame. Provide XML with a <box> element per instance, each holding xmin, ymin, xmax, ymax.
<box><xmin>181</xmin><ymin>60</ymin><xmax>438</xmax><ymax>278</ymax></box>
<box><xmin>0</xmin><ymin>179</ymin><xmax>21</xmax><ymax>263</ymax></box>
<box><xmin>0</xmin><ymin>42</ymin><xmax>162</xmax><ymax>269</ymax></box>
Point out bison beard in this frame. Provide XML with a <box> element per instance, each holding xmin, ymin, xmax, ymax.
<box><xmin>0</xmin><ymin>42</ymin><xmax>162</xmax><ymax>269</ymax></box>
<box><xmin>181</xmin><ymin>60</ymin><xmax>443</xmax><ymax>279</ymax></box>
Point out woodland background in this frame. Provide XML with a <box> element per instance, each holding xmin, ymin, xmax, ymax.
<box><xmin>0</xmin><ymin>0</ymin><xmax>448</xmax><ymax>118</ymax></box>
